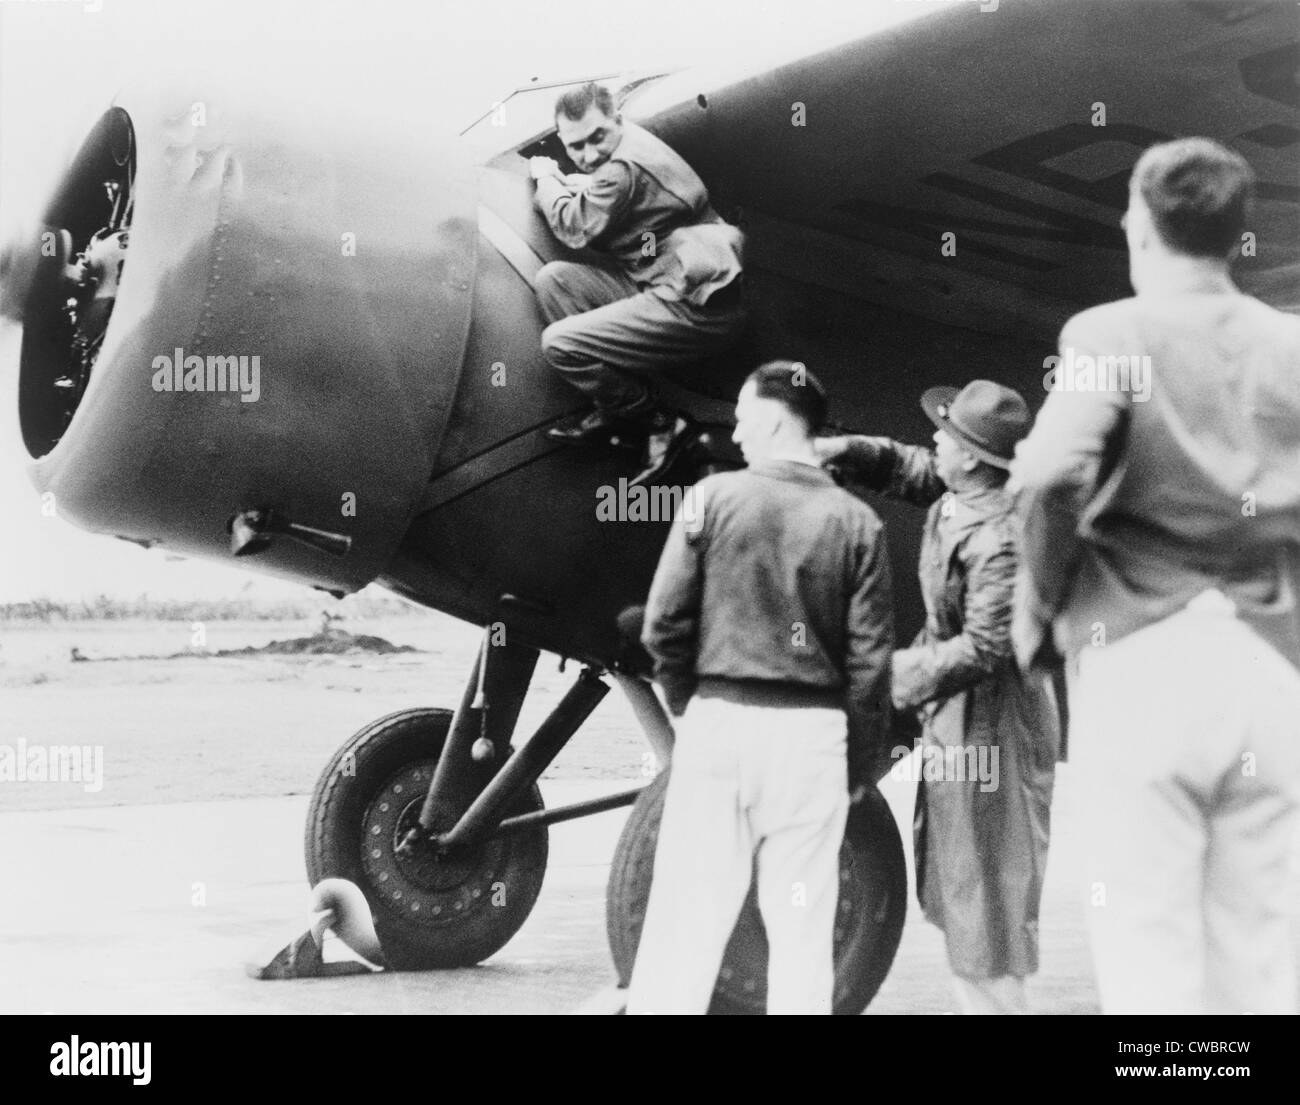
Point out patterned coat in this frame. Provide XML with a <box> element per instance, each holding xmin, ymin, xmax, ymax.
<box><xmin>839</xmin><ymin>436</ymin><xmax>1060</xmax><ymax>980</ymax></box>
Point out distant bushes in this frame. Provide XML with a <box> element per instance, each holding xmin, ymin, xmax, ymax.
<box><xmin>0</xmin><ymin>592</ymin><xmax>425</xmax><ymax>623</ymax></box>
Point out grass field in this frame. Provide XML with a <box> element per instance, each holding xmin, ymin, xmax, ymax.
<box><xmin>0</xmin><ymin>609</ymin><xmax>647</xmax><ymax>812</ymax></box>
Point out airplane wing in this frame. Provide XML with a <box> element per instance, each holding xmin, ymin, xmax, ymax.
<box><xmin>620</xmin><ymin>0</ymin><xmax>1299</xmax><ymax>343</ymax></box>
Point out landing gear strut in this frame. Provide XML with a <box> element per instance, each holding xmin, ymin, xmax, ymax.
<box><xmin>305</xmin><ymin>626</ymin><xmax>909</xmax><ymax>1010</ymax></box>
<box><xmin>304</xmin><ymin>630</ymin><xmax>637</xmax><ymax>968</ymax></box>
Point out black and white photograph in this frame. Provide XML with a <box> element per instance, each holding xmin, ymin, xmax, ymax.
<box><xmin>0</xmin><ymin>0</ymin><xmax>1297</xmax><ymax>1066</ymax></box>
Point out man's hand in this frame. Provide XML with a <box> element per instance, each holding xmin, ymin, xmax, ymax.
<box><xmin>889</xmin><ymin>652</ymin><xmax>913</xmax><ymax>712</ymax></box>
<box><xmin>814</xmin><ymin>435</ymin><xmax>895</xmax><ymax>471</ymax></box>
<box><xmin>812</xmin><ymin>435</ymin><xmax>853</xmax><ymax>463</ymax></box>
<box><xmin>528</xmin><ymin>156</ymin><xmax>563</xmax><ymax>182</ymax></box>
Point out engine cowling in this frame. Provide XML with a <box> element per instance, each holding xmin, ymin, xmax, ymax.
<box><xmin>17</xmin><ymin>92</ymin><xmax>478</xmax><ymax>594</ymax></box>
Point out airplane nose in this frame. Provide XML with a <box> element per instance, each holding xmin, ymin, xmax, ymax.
<box><xmin>13</xmin><ymin>97</ymin><xmax>478</xmax><ymax>597</ymax></box>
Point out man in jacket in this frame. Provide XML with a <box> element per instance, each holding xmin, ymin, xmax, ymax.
<box><xmin>1010</xmin><ymin>137</ymin><xmax>1300</xmax><ymax>1013</ymax></box>
<box><xmin>628</xmin><ymin>360</ymin><xmax>894</xmax><ymax>1014</ymax></box>
<box><xmin>816</xmin><ymin>380</ymin><xmax>1059</xmax><ymax>1014</ymax></box>
<box><xmin>530</xmin><ymin>83</ymin><xmax>746</xmax><ymax>444</ymax></box>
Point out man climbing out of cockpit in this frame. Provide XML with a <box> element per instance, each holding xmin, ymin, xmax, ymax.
<box><xmin>530</xmin><ymin>82</ymin><xmax>746</xmax><ymax>444</ymax></box>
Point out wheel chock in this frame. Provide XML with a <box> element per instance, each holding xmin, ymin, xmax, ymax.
<box><xmin>246</xmin><ymin>930</ymin><xmax>380</xmax><ymax>980</ymax></box>
<box><xmin>247</xmin><ymin>877</ymin><xmax>388</xmax><ymax>980</ymax></box>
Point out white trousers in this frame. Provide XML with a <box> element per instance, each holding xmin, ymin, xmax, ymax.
<box><xmin>626</xmin><ymin>696</ymin><xmax>849</xmax><ymax>1015</ymax></box>
<box><xmin>952</xmin><ymin>975</ymin><xmax>1030</xmax><ymax>1015</ymax></box>
<box><xmin>1070</xmin><ymin>592</ymin><xmax>1300</xmax><ymax>1014</ymax></box>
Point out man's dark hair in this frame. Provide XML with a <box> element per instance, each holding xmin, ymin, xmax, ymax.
<box><xmin>1131</xmin><ymin>138</ymin><xmax>1255</xmax><ymax>258</ymax></box>
<box><xmin>555</xmin><ymin>83</ymin><xmax>616</xmax><ymax>123</ymax></box>
<box><xmin>747</xmin><ymin>360</ymin><xmax>828</xmax><ymax>434</ymax></box>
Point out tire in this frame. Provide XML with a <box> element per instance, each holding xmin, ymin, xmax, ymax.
<box><xmin>607</xmin><ymin>769</ymin><xmax>907</xmax><ymax>1014</ymax></box>
<box><xmin>305</xmin><ymin>708</ymin><xmax>548</xmax><ymax>969</ymax></box>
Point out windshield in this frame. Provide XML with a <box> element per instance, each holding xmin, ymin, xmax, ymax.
<box><xmin>459</xmin><ymin>73</ymin><xmax>669</xmax><ymax>159</ymax></box>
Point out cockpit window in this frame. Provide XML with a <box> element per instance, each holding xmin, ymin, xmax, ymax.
<box><xmin>459</xmin><ymin>73</ymin><xmax>669</xmax><ymax>165</ymax></box>
<box><xmin>460</xmin><ymin>77</ymin><xmax>621</xmax><ymax>155</ymax></box>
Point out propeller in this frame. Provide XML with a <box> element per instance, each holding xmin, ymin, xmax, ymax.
<box><xmin>0</xmin><ymin>226</ymin><xmax>74</xmax><ymax>324</ymax></box>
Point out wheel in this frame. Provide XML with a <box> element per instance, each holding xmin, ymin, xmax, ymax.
<box><xmin>607</xmin><ymin>769</ymin><xmax>907</xmax><ymax>1014</ymax></box>
<box><xmin>305</xmin><ymin>708</ymin><xmax>548</xmax><ymax>969</ymax></box>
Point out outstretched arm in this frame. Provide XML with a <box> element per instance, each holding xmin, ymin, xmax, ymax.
<box><xmin>817</xmin><ymin>435</ymin><xmax>947</xmax><ymax>507</ymax></box>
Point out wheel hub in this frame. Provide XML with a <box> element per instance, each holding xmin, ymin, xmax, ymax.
<box><xmin>361</xmin><ymin>763</ymin><xmax>503</xmax><ymax>923</ymax></box>
<box><xmin>712</xmin><ymin>848</ymin><xmax>861</xmax><ymax>1005</ymax></box>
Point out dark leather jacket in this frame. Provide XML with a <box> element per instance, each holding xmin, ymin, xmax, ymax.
<box><xmin>642</xmin><ymin>460</ymin><xmax>894</xmax><ymax>774</ymax></box>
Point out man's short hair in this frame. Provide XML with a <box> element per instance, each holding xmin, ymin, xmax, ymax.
<box><xmin>747</xmin><ymin>360</ymin><xmax>828</xmax><ymax>434</ymax></box>
<box><xmin>1131</xmin><ymin>138</ymin><xmax>1255</xmax><ymax>258</ymax></box>
<box><xmin>555</xmin><ymin>83</ymin><xmax>616</xmax><ymax>123</ymax></box>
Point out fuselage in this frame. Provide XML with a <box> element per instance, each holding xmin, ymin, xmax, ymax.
<box><xmin>15</xmin><ymin>79</ymin><xmax>1056</xmax><ymax>670</ymax></box>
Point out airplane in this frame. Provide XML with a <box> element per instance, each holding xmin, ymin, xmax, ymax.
<box><xmin>3</xmin><ymin>0</ymin><xmax>1297</xmax><ymax>1014</ymax></box>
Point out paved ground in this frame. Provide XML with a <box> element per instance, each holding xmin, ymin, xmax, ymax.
<box><xmin>1</xmin><ymin>766</ymin><xmax>1110</xmax><ymax>1014</ymax></box>
<box><xmin>3</xmin><ymin>617</ymin><xmax>1296</xmax><ymax>1014</ymax></box>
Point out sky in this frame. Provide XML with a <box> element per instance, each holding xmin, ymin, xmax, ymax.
<box><xmin>0</xmin><ymin>0</ymin><xmax>921</xmax><ymax>601</ymax></box>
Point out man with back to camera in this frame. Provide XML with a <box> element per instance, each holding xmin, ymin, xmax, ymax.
<box><xmin>529</xmin><ymin>82</ymin><xmax>746</xmax><ymax>445</ymax></box>
<box><xmin>1010</xmin><ymin>137</ymin><xmax>1300</xmax><ymax>1014</ymax></box>
<box><xmin>627</xmin><ymin>360</ymin><xmax>894</xmax><ymax>1015</ymax></box>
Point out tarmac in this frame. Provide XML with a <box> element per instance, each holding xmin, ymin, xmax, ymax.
<box><xmin>1</xmin><ymin>761</ymin><xmax>1137</xmax><ymax>1015</ymax></box>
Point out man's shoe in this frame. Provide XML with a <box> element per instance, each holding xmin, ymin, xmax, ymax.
<box><xmin>545</xmin><ymin>407</ymin><xmax>624</xmax><ymax>444</ymax></box>
<box><xmin>628</xmin><ymin>416</ymin><xmax>699</xmax><ymax>487</ymax></box>
<box><xmin>545</xmin><ymin>393</ymin><xmax>658</xmax><ymax>445</ymax></box>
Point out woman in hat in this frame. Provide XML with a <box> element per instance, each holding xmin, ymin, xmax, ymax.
<box><xmin>816</xmin><ymin>380</ymin><xmax>1060</xmax><ymax>1014</ymax></box>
